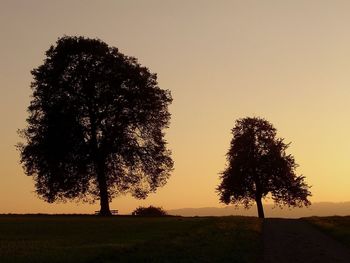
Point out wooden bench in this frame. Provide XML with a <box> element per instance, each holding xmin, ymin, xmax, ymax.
<box><xmin>94</xmin><ymin>209</ymin><xmax>118</xmax><ymax>215</ymax></box>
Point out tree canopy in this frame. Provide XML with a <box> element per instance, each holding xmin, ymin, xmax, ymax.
<box><xmin>18</xmin><ymin>36</ymin><xmax>173</xmax><ymax>215</ymax></box>
<box><xmin>217</xmin><ymin>117</ymin><xmax>311</xmax><ymax>218</ymax></box>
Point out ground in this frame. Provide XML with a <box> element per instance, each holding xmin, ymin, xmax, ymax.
<box><xmin>263</xmin><ymin>218</ymin><xmax>350</xmax><ymax>263</ymax></box>
<box><xmin>1</xmin><ymin>215</ymin><xmax>349</xmax><ymax>263</ymax></box>
<box><xmin>304</xmin><ymin>216</ymin><xmax>350</xmax><ymax>248</ymax></box>
<box><xmin>0</xmin><ymin>215</ymin><xmax>262</xmax><ymax>263</ymax></box>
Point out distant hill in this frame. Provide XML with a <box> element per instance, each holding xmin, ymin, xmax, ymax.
<box><xmin>167</xmin><ymin>202</ymin><xmax>350</xmax><ymax>218</ymax></box>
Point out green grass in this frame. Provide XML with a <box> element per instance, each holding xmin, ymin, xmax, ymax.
<box><xmin>0</xmin><ymin>215</ymin><xmax>262</xmax><ymax>263</ymax></box>
<box><xmin>304</xmin><ymin>216</ymin><xmax>350</xmax><ymax>248</ymax></box>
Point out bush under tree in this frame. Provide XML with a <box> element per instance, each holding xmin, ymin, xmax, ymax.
<box><xmin>132</xmin><ymin>206</ymin><xmax>167</xmax><ymax>216</ymax></box>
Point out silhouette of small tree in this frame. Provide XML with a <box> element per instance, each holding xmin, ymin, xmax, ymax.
<box><xmin>131</xmin><ymin>206</ymin><xmax>167</xmax><ymax>216</ymax></box>
<box><xmin>217</xmin><ymin>117</ymin><xmax>311</xmax><ymax>218</ymax></box>
<box><xmin>18</xmin><ymin>36</ymin><xmax>173</xmax><ymax>216</ymax></box>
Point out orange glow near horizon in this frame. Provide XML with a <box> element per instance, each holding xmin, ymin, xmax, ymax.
<box><xmin>0</xmin><ymin>1</ymin><xmax>349</xmax><ymax>214</ymax></box>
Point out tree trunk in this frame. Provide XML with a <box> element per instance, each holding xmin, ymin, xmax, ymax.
<box><xmin>88</xmin><ymin>109</ymin><xmax>111</xmax><ymax>216</ymax></box>
<box><xmin>96</xmin><ymin>157</ymin><xmax>112</xmax><ymax>216</ymax></box>
<box><xmin>256</xmin><ymin>197</ymin><xmax>265</xmax><ymax>219</ymax></box>
<box><xmin>98</xmin><ymin>185</ymin><xmax>111</xmax><ymax>216</ymax></box>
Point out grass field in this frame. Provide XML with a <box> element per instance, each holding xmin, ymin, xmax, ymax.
<box><xmin>304</xmin><ymin>216</ymin><xmax>350</xmax><ymax>248</ymax></box>
<box><xmin>0</xmin><ymin>215</ymin><xmax>262</xmax><ymax>263</ymax></box>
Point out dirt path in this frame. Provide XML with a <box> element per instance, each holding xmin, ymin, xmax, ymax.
<box><xmin>263</xmin><ymin>218</ymin><xmax>350</xmax><ymax>263</ymax></box>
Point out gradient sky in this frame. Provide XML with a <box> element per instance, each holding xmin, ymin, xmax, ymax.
<box><xmin>1</xmin><ymin>0</ymin><xmax>349</xmax><ymax>214</ymax></box>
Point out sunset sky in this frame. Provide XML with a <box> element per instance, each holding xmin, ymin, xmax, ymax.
<box><xmin>0</xmin><ymin>0</ymin><xmax>349</xmax><ymax>214</ymax></box>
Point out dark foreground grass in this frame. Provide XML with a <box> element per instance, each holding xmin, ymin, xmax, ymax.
<box><xmin>0</xmin><ymin>215</ymin><xmax>262</xmax><ymax>263</ymax></box>
<box><xmin>304</xmin><ymin>216</ymin><xmax>350</xmax><ymax>248</ymax></box>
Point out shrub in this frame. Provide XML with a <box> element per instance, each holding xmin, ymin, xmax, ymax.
<box><xmin>132</xmin><ymin>206</ymin><xmax>167</xmax><ymax>216</ymax></box>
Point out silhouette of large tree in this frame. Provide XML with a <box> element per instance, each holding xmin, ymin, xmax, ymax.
<box><xmin>217</xmin><ymin>117</ymin><xmax>311</xmax><ymax>218</ymax></box>
<box><xmin>18</xmin><ymin>36</ymin><xmax>173</xmax><ymax>216</ymax></box>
